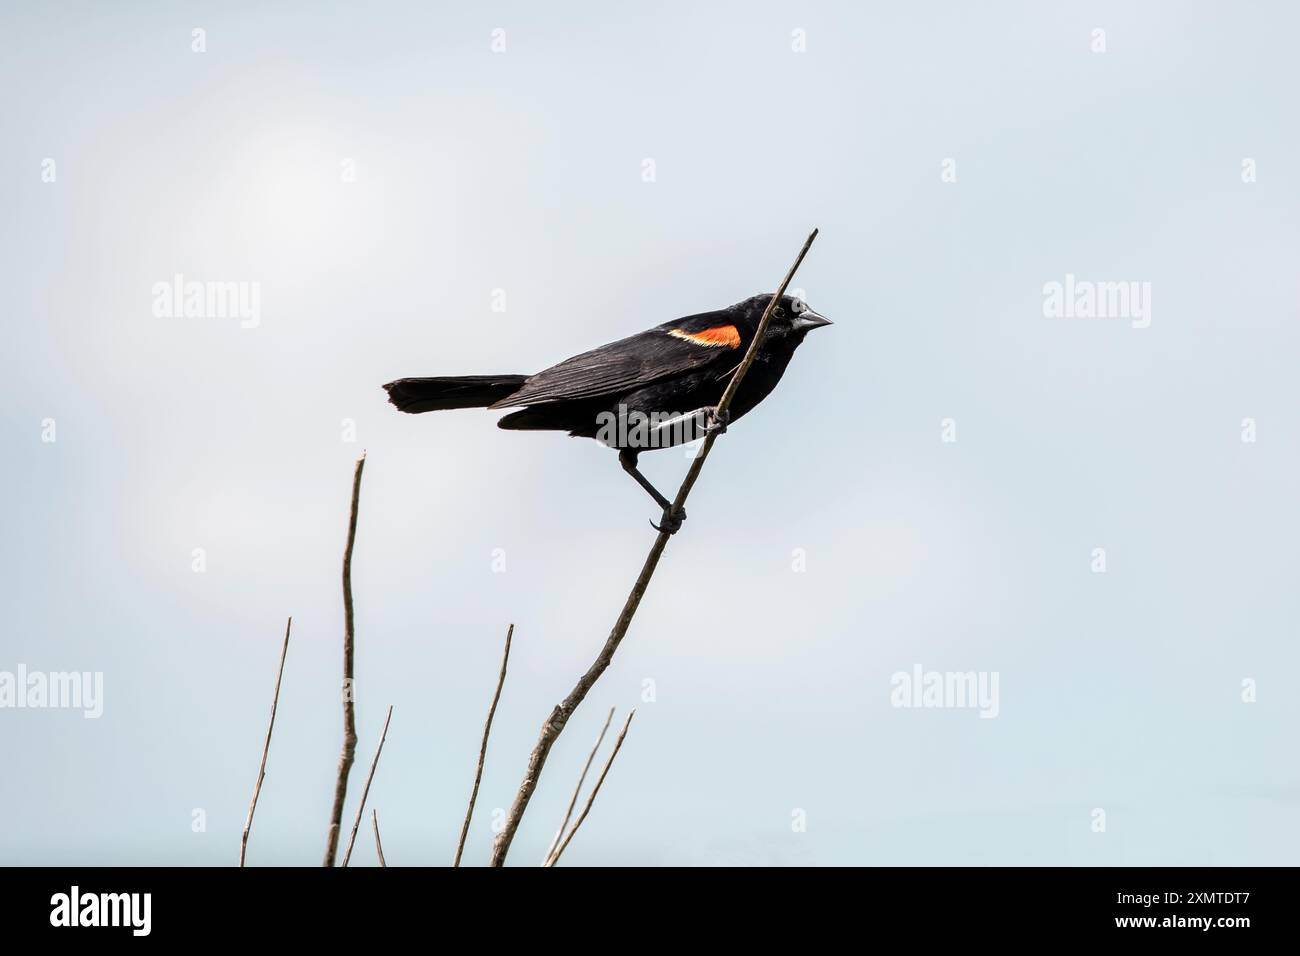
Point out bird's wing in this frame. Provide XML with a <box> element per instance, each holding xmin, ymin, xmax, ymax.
<box><xmin>489</xmin><ymin>313</ymin><xmax>744</xmax><ymax>407</ymax></box>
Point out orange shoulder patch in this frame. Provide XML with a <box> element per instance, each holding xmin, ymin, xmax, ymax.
<box><xmin>668</xmin><ymin>325</ymin><xmax>741</xmax><ymax>349</ymax></box>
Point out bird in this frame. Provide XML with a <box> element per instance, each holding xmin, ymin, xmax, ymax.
<box><xmin>383</xmin><ymin>293</ymin><xmax>832</xmax><ymax>532</ymax></box>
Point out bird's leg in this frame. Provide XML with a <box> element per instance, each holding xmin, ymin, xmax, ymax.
<box><xmin>618</xmin><ymin>449</ymin><xmax>686</xmax><ymax>534</ymax></box>
<box><xmin>618</xmin><ymin>449</ymin><xmax>671</xmax><ymax>510</ymax></box>
<box><xmin>704</xmin><ymin>405</ymin><xmax>730</xmax><ymax>437</ymax></box>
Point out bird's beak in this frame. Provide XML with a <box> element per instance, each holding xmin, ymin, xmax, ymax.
<box><xmin>794</xmin><ymin>309</ymin><xmax>832</xmax><ymax>331</ymax></box>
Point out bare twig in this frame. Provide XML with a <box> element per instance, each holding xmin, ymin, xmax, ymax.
<box><xmin>324</xmin><ymin>453</ymin><xmax>366</xmax><ymax>866</ymax></box>
<box><xmin>342</xmin><ymin>704</ymin><xmax>393</xmax><ymax>867</ymax></box>
<box><xmin>239</xmin><ymin>616</ymin><xmax>292</xmax><ymax>867</ymax></box>
<box><xmin>372</xmin><ymin>809</ymin><xmax>387</xmax><ymax>867</ymax></box>
<box><xmin>489</xmin><ymin>229</ymin><xmax>819</xmax><ymax>866</ymax></box>
<box><xmin>544</xmin><ymin>710</ymin><xmax>636</xmax><ymax>867</ymax></box>
<box><xmin>453</xmin><ymin>623</ymin><xmax>514</xmax><ymax>866</ymax></box>
<box><xmin>663</xmin><ymin>228</ymin><xmax>820</xmax><ymax>524</ymax></box>
<box><xmin>542</xmin><ymin>707</ymin><xmax>614</xmax><ymax>865</ymax></box>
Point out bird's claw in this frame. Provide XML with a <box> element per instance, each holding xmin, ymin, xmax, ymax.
<box><xmin>650</xmin><ymin>506</ymin><xmax>687</xmax><ymax>535</ymax></box>
<box><xmin>704</xmin><ymin>406</ymin><xmax>730</xmax><ymax>437</ymax></box>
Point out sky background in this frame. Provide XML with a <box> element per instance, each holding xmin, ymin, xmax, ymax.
<box><xmin>2</xmin><ymin>0</ymin><xmax>1297</xmax><ymax>866</ymax></box>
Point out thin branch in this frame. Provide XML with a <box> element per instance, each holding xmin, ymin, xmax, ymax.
<box><xmin>239</xmin><ymin>616</ymin><xmax>292</xmax><ymax>867</ymax></box>
<box><xmin>488</xmin><ymin>229</ymin><xmax>819</xmax><ymax>866</ymax></box>
<box><xmin>324</xmin><ymin>452</ymin><xmax>366</xmax><ymax>866</ymax></box>
<box><xmin>544</xmin><ymin>710</ymin><xmax>636</xmax><ymax>867</ymax></box>
<box><xmin>342</xmin><ymin>704</ymin><xmax>393</xmax><ymax>867</ymax></box>
<box><xmin>372</xmin><ymin>810</ymin><xmax>387</xmax><ymax>866</ymax></box>
<box><xmin>453</xmin><ymin>623</ymin><xmax>514</xmax><ymax>866</ymax></box>
<box><xmin>542</xmin><ymin>707</ymin><xmax>614</xmax><ymax>865</ymax></box>
<box><xmin>663</xmin><ymin>228</ymin><xmax>820</xmax><ymax>523</ymax></box>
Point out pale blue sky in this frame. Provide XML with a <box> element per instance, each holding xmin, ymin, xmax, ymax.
<box><xmin>1</xmin><ymin>1</ymin><xmax>1297</xmax><ymax>865</ymax></box>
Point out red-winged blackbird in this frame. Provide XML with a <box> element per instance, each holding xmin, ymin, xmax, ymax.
<box><xmin>384</xmin><ymin>294</ymin><xmax>831</xmax><ymax>532</ymax></box>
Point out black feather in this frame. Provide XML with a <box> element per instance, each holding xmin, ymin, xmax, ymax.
<box><xmin>384</xmin><ymin>375</ymin><xmax>528</xmax><ymax>414</ymax></box>
<box><xmin>489</xmin><ymin>310</ymin><xmax>741</xmax><ymax>408</ymax></box>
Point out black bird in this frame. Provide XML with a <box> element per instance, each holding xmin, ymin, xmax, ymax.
<box><xmin>384</xmin><ymin>294</ymin><xmax>831</xmax><ymax>532</ymax></box>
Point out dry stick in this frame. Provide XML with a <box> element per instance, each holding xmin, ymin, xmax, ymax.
<box><xmin>341</xmin><ymin>703</ymin><xmax>393</xmax><ymax>867</ymax></box>
<box><xmin>324</xmin><ymin>453</ymin><xmax>366</xmax><ymax>867</ymax></box>
<box><xmin>239</xmin><ymin>616</ymin><xmax>292</xmax><ymax>867</ymax></box>
<box><xmin>488</xmin><ymin>228</ymin><xmax>820</xmax><ymax>866</ymax></box>
<box><xmin>372</xmin><ymin>810</ymin><xmax>387</xmax><ymax>867</ymax></box>
<box><xmin>544</xmin><ymin>710</ymin><xmax>636</xmax><ymax>867</ymax></box>
<box><xmin>542</xmin><ymin>706</ymin><xmax>615</xmax><ymax>865</ymax></box>
<box><xmin>453</xmin><ymin>623</ymin><xmax>514</xmax><ymax>866</ymax></box>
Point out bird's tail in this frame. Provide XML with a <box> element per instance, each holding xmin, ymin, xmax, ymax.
<box><xmin>383</xmin><ymin>375</ymin><xmax>528</xmax><ymax>413</ymax></box>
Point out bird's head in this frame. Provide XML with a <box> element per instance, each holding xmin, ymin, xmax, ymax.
<box><xmin>733</xmin><ymin>293</ymin><xmax>832</xmax><ymax>344</ymax></box>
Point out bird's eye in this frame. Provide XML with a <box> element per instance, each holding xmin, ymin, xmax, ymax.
<box><xmin>792</xmin><ymin>298</ymin><xmax>806</xmax><ymax>314</ymax></box>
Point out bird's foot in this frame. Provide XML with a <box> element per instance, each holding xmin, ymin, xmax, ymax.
<box><xmin>650</xmin><ymin>505</ymin><xmax>687</xmax><ymax>535</ymax></box>
<box><xmin>704</xmin><ymin>406</ymin><xmax>730</xmax><ymax>437</ymax></box>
